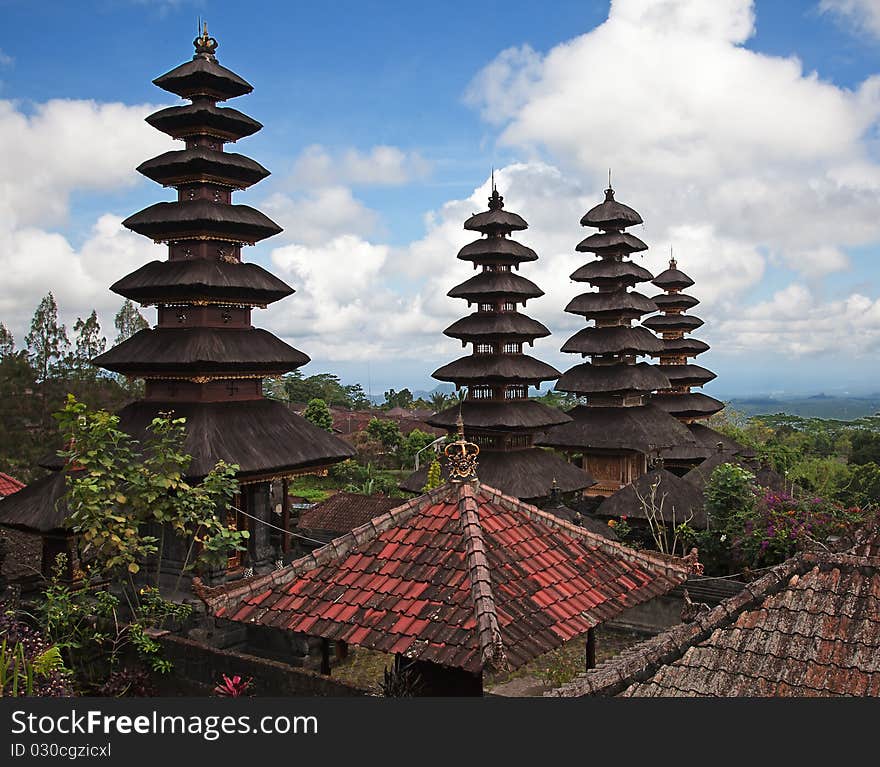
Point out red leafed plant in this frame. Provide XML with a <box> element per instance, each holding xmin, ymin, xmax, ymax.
<box><xmin>213</xmin><ymin>674</ymin><xmax>253</xmax><ymax>697</ymax></box>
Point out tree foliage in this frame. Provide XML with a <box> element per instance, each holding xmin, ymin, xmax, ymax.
<box><xmin>69</xmin><ymin>310</ymin><xmax>106</xmax><ymax>380</ymax></box>
<box><xmin>266</xmin><ymin>370</ymin><xmax>371</xmax><ymax>409</ymax></box>
<box><xmin>25</xmin><ymin>292</ymin><xmax>69</xmax><ymax>382</ymax></box>
<box><xmin>303</xmin><ymin>397</ymin><xmax>333</xmax><ymax>431</ymax></box>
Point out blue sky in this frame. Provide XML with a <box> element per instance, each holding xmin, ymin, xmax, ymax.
<box><xmin>2</xmin><ymin>0</ymin><xmax>880</xmax><ymax>398</ymax></box>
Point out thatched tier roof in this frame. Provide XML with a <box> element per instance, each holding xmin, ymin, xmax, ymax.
<box><xmin>463</xmin><ymin>208</ymin><xmax>527</xmax><ymax>235</ymax></box>
<box><xmin>428</xmin><ymin>400</ymin><xmax>570</xmax><ymax>432</ymax></box>
<box><xmin>655</xmin><ymin>337</ymin><xmax>710</xmax><ymax>357</ymax></box>
<box><xmin>400</xmin><ymin>447</ymin><xmax>594</xmax><ymax>501</ymax></box>
<box><xmin>652</xmin><ymin>292</ymin><xmax>699</xmax><ymax>311</ymax></box>
<box><xmin>565</xmin><ymin>290</ymin><xmax>656</xmax><ymax>319</ymax></box>
<box><xmin>687</xmin><ymin>423</ymin><xmax>754</xmax><ymax>458</ymax></box>
<box><xmin>597</xmin><ymin>468</ymin><xmax>706</xmax><ymax>528</ymax></box>
<box><xmin>457</xmin><ymin>237</ymin><xmax>537</xmax><ymax>265</ymax></box>
<box><xmin>651</xmin><ymin>392</ymin><xmax>724</xmax><ymax>419</ymax></box>
<box><xmin>444</xmin><ymin>312</ymin><xmax>550</xmax><ymax>342</ymax></box>
<box><xmin>146</xmin><ymin>102</ymin><xmax>261</xmax><ymax>142</ymax></box>
<box><xmin>580</xmin><ymin>188</ymin><xmax>643</xmax><ymax>230</ymax></box>
<box><xmin>537</xmin><ymin>404</ymin><xmax>698</xmax><ymax>453</ymax></box>
<box><xmin>447</xmin><ymin>271</ymin><xmax>543</xmax><ymax>302</ymax></box>
<box><xmin>576</xmin><ymin>230</ymin><xmax>648</xmax><ymax>255</ymax></box>
<box><xmin>93</xmin><ymin>327</ymin><xmax>308</xmax><ymax>376</ymax></box>
<box><xmin>433</xmin><ymin>354</ymin><xmax>560</xmax><ymax>384</ymax></box>
<box><xmin>153</xmin><ymin>56</ymin><xmax>253</xmax><ymax>100</ymax></box>
<box><xmin>123</xmin><ymin>200</ymin><xmax>282</xmax><ymax>244</ymax></box>
<box><xmin>569</xmin><ymin>259</ymin><xmax>654</xmax><ymax>287</ymax></box>
<box><xmin>561</xmin><ymin>325</ymin><xmax>665</xmax><ymax>356</ymax></box>
<box><xmin>111</xmin><ymin>259</ymin><xmax>293</xmax><ymax>306</ymax></box>
<box><xmin>137</xmin><ymin>148</ymin><xmax>269</xmax><ymax>189</ymax></box>
<box><xmin>0</xmin><ymin>471</ymin><xmax>69</xmax><ymax>533</ymax></box>
<box><xmin>659</xmin><ymin>363</ymin><xmax>717</xmax><ymax>387</ymax></box>
<box><xmin>652</xmin><ymin>266</ymin><xmax>695</xmax><ymax>290</ymax></box>
<box><xmin>556</xmin><ymin>362</ymin><xmax>671</xmax><ymax>395</ymax></box>
<box><xmin>643</xmin><ymin>313</ymin><xmax>704</xmax><ymax>333</ymax></box>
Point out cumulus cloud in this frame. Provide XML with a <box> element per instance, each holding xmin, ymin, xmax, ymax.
<box><xmin>262</xmin><ymin>187</ymin><xmax>379</xmax><ymax>246</ymax></box>
<box><xmin>288</xmin><ymin>144</ymin><xmax>431</xmax><ymax>188</ymax></box>
<box><xmin>465</xmin><ymin>0</ymin><xmax>880</xmax><ymax>281</ymax></box>
<box><xmin>820</xmin><ymin>0</ymin><xmax>880</xmax><ymax>39</ymax></box>
<box><xmin>0</xmin><ymin>98</ymin><xmax>170</xmax><ymax>344</ymax></box>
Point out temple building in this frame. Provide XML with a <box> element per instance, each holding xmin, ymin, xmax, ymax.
<box><xmin>538</xmin><ymin>185</ymin><xmax>699</xmax><ymax>497</ymax></box>
<box><xmin>0</xmin><ymin>28</ymin><xmax>354</xmax><ymax>582</ymax></box>
<box><xmin>401</xmin><ymin>184</ymin><xmax>593</xmax><ymax>502</ymax></box>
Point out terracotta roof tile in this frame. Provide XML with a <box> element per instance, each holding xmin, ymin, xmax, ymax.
<box><xmin>0</xmin><ymin>473</ymin><xmax>25</xmax><ymax>498</ymax></box>
<box><xmin>197</xmin><ymin>479</ymin><xmax>693</xmax><ymax>674</ymax></box>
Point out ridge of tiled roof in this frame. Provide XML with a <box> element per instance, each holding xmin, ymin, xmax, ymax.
<box><xmin>0</xmin><ymin>472</ymin><xmax>25</xmax><ymax>497</ymax></box>
<box><xmin>547</xmin><ymin>540</ymin><xmax>880</xmax><ymax>697</ymax></box>
<box><xmin>195</xmin><ymin>479</ymin><xmax>698</xmax><ymax>673</ymax></box>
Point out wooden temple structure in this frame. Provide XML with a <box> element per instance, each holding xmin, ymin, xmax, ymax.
<box><xmin>401</xmin><ymin>184</ymin><xmax>593</xmax><ymax>502</ymax></box>
<box><xmin>0</xmin><ymin>28</ymin><xmax>354</xmax><ymax>582</ymax></box>
<box><xmin>538</xmin><ymin>185</ymin><xmax>700</xmax><ymax>497</ymax></box>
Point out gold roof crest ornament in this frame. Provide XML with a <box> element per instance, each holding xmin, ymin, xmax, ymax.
<box><xmin>444</xmin><ymin>414</ymin><xmax>480</xmax><ymax>482</ymax></box>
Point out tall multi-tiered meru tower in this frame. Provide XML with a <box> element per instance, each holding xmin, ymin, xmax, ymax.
<box><xmin>402</xmin><ymin>184</ymin><xmax>593</xmax><ymax>501</ymax></box>
<box><xmin>538</xmin><ymin>185</ymin><xmax>699</xmax><ymax>496</ymax></box>
<box><xmin>93</xmin><ymin>27</ymin><xmax>354</xmax><ymax>577</ymax></box>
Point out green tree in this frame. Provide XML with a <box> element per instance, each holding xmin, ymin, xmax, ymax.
<box><xmin>401</xmin><ymin>429</ymin><xmax>437</xmax><ymax>470</ymax></box>
<box><xmin>383</xmin><ymin>388</ymin><xmax>414</xmax><ymax>410</ymax></box>
<box><xmin>422</xmin><ymin>458</ymin><xmax>443</xmax><ymax>491</ymax></box>
<box><xmin>69</xmin><ymin>310</ymin><xmax>106</xmax><ymax>380</ymax></box>
<box><xmin>705</xmin><ymin>463</ymin><xmax>757</xmax><ymax>530</ymax></box>
<box><xmin>25</xmin><ymin>292</ymin><xmax>69</xmax><ymax>381</ymax></box>
<box><xmin>366</xmin><ymin>418</ymin><xmax>403</xmax><ymax>452</ymax></box>
<box><xmin>303</xmin><ymin>397</ymin><xmax>333</xmax><ymax>431</ymax></box>
<box><xmin>56</xmin><ymin>396</ymin><xmax>244</xmax><ymax>590</ymax></box>
<box><xmin>114</xmin><ymin>299</ymin><xmax>149</xmax><ymax>345</ymax></box>
<box><xmin>850</xmin><ymin>431</ymin><xmax>880</xmax><ymax>466</ymax></box>
<box><xmin>838</xmin><ymin>462</ymin><xmax>880</xmax><ymax>508</ymax></box>
<box><xmin>0</xmin><ymin>324</ymin><xmax>14</xmax><ymax>357</ymax></box>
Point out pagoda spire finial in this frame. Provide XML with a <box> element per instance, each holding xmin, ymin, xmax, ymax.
<box><xmin>194</xmin><ymin>18</ymin><xmax>218</xmax><ymax>57</ymax></box>
<box><xmin>488</xmin><ymin>171</ymin><xmax>504</xmax><ymax>211</ymax></box>
<box><xmin>669</xmin><ymin>246</ymin><xmax>676</xmax><ymax>270</ymax></box>
<box><xmin>604</xmin><ymin>169</ymin><xmax>615</xmax><ymax>202</ymax></box>
<box><xmin>445</xmin><ymin>416</ymin><xmax>480</xmax><ymax>482</ymax></box>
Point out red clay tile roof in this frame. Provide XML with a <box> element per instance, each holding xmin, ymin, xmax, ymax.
<box><xmin>297</xmin><ymin>492</ymin><xmax>401</xmax><ymax>536</ymax></box>
<box><xmin>0</xmin><ymin>472</ymin><xmax>25</xmax><ymax>498</ymax></box>
<box><xmin>196</xmin><ymin>480</ymin><xmax>697</xmax><ymax>674</ymax></box>
<box><xmin>548</xmin><ymin>529</ymin><xmax>880</xmax><ymax>697</ymax></box>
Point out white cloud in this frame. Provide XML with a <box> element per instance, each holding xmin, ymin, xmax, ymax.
<box><xmin>263</xmin><ymin>186</ymin><xmax>379</xmax><ymax>246</ymax></box>
<box><xmin>0</xmin><ymin>49</ymin><xmax>13</xmax><ymax>68</ymax></box>
<box><xmin>288</xmin><ymin>144</ymin><xmax>431</xmax><ymax>188</ymax></box>
<box><xmin>820</xmin><ymin>0</ymin><xmax>880</xmax><ymax>39</ymax></box>
<box><xmin>465</xmin><ymin>0</ymin><xmax>880</xmax><ymax>281</ymax></box>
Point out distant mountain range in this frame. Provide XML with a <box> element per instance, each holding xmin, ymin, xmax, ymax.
<box><xmin>725</xmin><ymin>394</ymin><xmax>880</xmax><ymax>420</ymax></box>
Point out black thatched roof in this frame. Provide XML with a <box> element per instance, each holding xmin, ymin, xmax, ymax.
<box><xmin>652</xmin><ymin>292</ymin><xmax>699</xmax><ymax>311</ymax></box>
<box><xmin>457</xmin><ymin>237</ymin><xmax>537</xmax><ymax>265</ymax></box>
<box><xmin>433</xmin><ymin>354</ymin><xmax>560</xmax><ymax>384</ymax></box>
<box><xmin>537</xmin><ymin>404</ymin><xmax>698</xmax><ymax>453</ymax></box>
<box><xmin>463</xmin><ymin>210</ymin><xmax>527</xmax><ymax>235</ymax></box>
<box><xmin>580</xmin><ymin>188</ymin><xmax>643</xmax><ymax>230</ymax></box>
<box><xmin>657</xmin><ymin>337</ymin><xmax>710</xmax><ymax>357</ymax></box>
<box><xmin>576</xmin><ymin>231</ymin><xmax>648</xmax><ymax>255</ymax></box>
<box><xmin>123</xmin><ymin>200</ymin><xmax>282</xmax><ymax>244</ymax></box>
<box><xmin>565</xmin><ymin>290</ymin><xmax>657</xmax><ymax>318</ymax></box>
<box><xmin>683</xmin><ymin>451</ymin><xmax>744</xmax><ymax>490</ymax></box>
<box><xmin>658</xmin><ymin>363</ymin><xmax>717</xmax><ymax>387</ymax></box>
<box><xmin>561</xmin><ymin>325</ymin><xmax>665</xmax><ymax>356</ymax></box>
<box><xmin>153</xmin><ymin>56</ymin><xmax>253</xmax><ymax>100</ymax></box>
<box><xmin>652</xmin><ymin>267</ymin><xmax>694</xmax><ymax>290</ymax></box>
<box><xmin>0</xmin><ymin>471</ymin><xmax>69</xmax><ymax>533</ymax></box>
<box><xmin>652</xmin><ymin>392</ymin><xmax>724</xmax><ymax>419</ymax></box>
<box><xmin>115</xmin><ymin>399</ymin><xmax>354</xmax><ymax>480</ymax></box>
<box><xmin>428</xmin><ymin>400</ymin><xmax>570</xmax><ymax>431</ymax></box>
<box><xmin>541</xmin><ymin>499</ymin><xmax>619</xmax><ymax>540</ymax></box>
<box><xmin>447</xmin><ymin>271</ymin><xmax>543</xmax><ymax>302</ymax></box>
<box><xmin>110</xmin><ymin>259</ymin><xmax>293</xmax><ymax>306</ymax></box>
<box><xmin>146</xmin><ymin>102</ymin><xmax>262</xmax><ymax>141</ymax></box>
<box><xmin>688</xmin><ymin>423</ymin><xmax>754</xmax><ymax>458</ymax></box>
<box><xmin>137</xmin><ymin>148</ymin><xmax>269</xmax><ymax>189</ymax></box>
<box><xmin>93</xmin><ymin>327</ymin><xmax>309</xmax><ymax>376</ymax></box>
<box><xmin>570</xmin><ymin>260</ymin><xmax>654</xmax><ymax>286</ymax></box>
<box><xmin>642</xmin><ymin>313</ymin><xmax>704</xmax><ymax>333</ymax></box>
<box><xmin>444</xmin><ymin>312</ymin><xmax>550</xmax><ymax>341</ymax></box>
<box><xmin>657</xmin><ymin>440</ymin><xmax>710</xmax><ymax>463</ymax></box>
<box><xmin>556</xmin><ymin>362</ymin><xmax>671</xmax><ymax>395</ymax></box>
<box><xmin>400</xmin><ymin>447</ymin><xmax>594</xmax><ymax>501</ymax></box>
<box><xmin>597</xmin><ymin>469</ymin><xmax>706</xmax><ymax>528</ymax></box>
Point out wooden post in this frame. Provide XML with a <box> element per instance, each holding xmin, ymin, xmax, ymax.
<box><xmin>585</xmin><ymin>627</ymin><xmax>596</xmax><ymax>670</ymax></box>
<box><xmin>320</xmin><ymin>638</ymin><xmax>331</xmax><ymax>675</ymax></box>
<box><xmin>281</xmin><ymin>477</ymin><xmax>291</xmax><ymax>554</ymax></box>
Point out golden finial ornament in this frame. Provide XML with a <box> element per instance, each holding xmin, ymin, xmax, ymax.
<box><xmin>444</xmin><ymin>414</ymin><xmax>480</xmax><ymax>481</ymax></box>
<box><xmin>194</xmin><ymin>20</ymin><xmax>218</xmax><ymax>56</ymax></box>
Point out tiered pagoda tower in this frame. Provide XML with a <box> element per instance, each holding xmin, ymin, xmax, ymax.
<box><xmin>645</xmin><ymin>258</ymin><xmax>723</xmax><ymax>423</ymax></box>
<box><xmin>539</xmin><ymin>185</ymin><xmax>699</xmax><ymax>497</ymax></box>
<box><xmin>401</xmin><ymin>184</ymin><xmax>593</xmax><ymax>502</ymax></box>
<box><xmin>93</xmin><ymin>28</ymin><xmax>354</xmax><ymax>574</ymax></box>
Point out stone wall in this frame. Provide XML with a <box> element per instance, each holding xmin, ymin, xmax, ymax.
<box><xmin>156</xmin><ymin>633</ymin><xmax>367</xmax><ymax>697</ymax></box>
